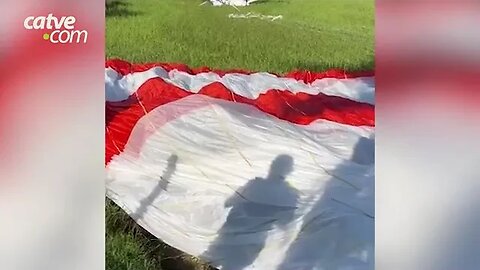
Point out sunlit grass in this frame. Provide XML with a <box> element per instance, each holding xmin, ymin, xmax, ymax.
<box><xmin>106</xmin><ymin>0</ymin><xmax>374</xmax><ymax>73</ymax></box>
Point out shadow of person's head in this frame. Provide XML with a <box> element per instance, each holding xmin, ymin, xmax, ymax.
<box><xmin>266</xmin><ymin>154</ymin><xmax>294</xmax><ymax>181</ymax></box>
<box><xmin>167</xmin><ymin>154</ymin><xmax>178</xmax><ymax>166</ymax></box>
<box><xmin>163</xmin><ymin>154</ymin><xmax>178</xmax><ymax>178</ymax></box>
<box><xmin>351</xmin><ymin>136</ymin><xmax>374</xmax><ymax>165</ymax></box>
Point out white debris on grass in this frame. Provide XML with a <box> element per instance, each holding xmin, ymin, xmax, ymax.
<box><xmin>206</xmin><ymin>0</ymin><xmax>258</xmax><ymax>6</ymax></box>
<box><xmin>228</xmin><ymin>12</ymin><xmax>283</xmax><ymax>22</ymax></box>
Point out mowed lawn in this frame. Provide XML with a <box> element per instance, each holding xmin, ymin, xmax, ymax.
<box><xmin>106</xmin><ymin>0</ymin><xmax>374</xmax><ymax>73</ymax></box>
<box><xmin>106</xmin><ymin>0</ymin><xmax>374</xmax><ymax>269</ymax></box>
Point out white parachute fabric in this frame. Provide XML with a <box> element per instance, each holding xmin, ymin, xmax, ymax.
<box><xmin>104</xmin><ymin>66</ymin><xmax>375</xmax><ymax>104</ymax></box>
<box><xmin>106</xmin><ymin>95</ymin><xmax>374</xmax><ymax>270</ymax></box>
<box><xmin>105</xmin><ymin>59</ymin><xmax>375</xmax><ymax>270</ymax></box>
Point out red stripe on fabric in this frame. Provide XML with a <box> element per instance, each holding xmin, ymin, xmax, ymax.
<box><xmin>105</xmin><ymin>59</ymin><xmax>374</xmax><ymax>81</ymax></box>
<box><xmin>106</xmin><ymin>78</ymin><xmax>375</xmax><ymax>164</ymax></box>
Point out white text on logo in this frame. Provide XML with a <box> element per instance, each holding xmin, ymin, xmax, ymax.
<box><xmin>24</xmin><ymin>14</ymin><xmax>88</xmax><ymax>44</ymax></box>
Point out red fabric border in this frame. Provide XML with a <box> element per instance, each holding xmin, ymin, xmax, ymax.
<box><xmin>106</xmin><ymin>67</ymin><xmax>375</xmax><ymax>164</ymax></box>
<box><xmin>105</xmin><ymin>59</ymin><xmax>375</xmax><ymax>84</ymax></box>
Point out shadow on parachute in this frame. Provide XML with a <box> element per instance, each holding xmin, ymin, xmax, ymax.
<box><xmin>201</xmin><ymin>154</ymin><xmax>299</xmax><ymax>270</ymax></box>
<box><xmin>276</xmin><ymin>136</ymin><xmax>374</xmax><ymax>270</ymax></box>
<box><xmin>131</xmin><ymin>154</ymin><xmax>178</xmax><ymax>221</ymax></box>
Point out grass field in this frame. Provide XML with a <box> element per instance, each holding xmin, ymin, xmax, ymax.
<box><xmin>106</xmin><ymin>0</ymin><xmax>374</xmax><ymax>269</ymax></box>
<box><xmin>106</xmin><ymin>0</ymin><xmax>374</xmax><ymax>73</ymax></box>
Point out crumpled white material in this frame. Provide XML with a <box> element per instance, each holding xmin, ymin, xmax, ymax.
<box><xmin>104</xmin><ymin>67</ymin><xmax>375</xmax><ymax>104</ymax></box>
<box><xmin>228</xmin><ymin>12</ymin><xmax>283</xmax><ymax>21</ymax></box>
<box><xmin>208</xmin><ymin>0</ymin><xmax>257</xmax><ymax>6</ymax></box>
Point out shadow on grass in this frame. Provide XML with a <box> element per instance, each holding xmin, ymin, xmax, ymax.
<box><xmin>106</xmin><ymin>0</ymin><xmax>142</xmax><ymax>17</ymax></box>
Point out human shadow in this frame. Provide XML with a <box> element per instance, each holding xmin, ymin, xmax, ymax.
<box><xmin>277</xmin><ymin>136</ymin><xmax>375</xmax><ymax>270</ymax></box>
<box><xmin>201</xmin><ymin>154</ymin><xmax>299</xmax><ymax>270</ymax></box>
<box><xmin>131</xmin><ymin>154</ymin><xmax>178</xmax><ymax>221</ymax></box>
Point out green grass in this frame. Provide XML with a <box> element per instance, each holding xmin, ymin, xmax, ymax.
<box><xmin>106</xmin><ymin>0</ymin><xmax>374</xmax><ymax>269</ymax></box>
<box><xmin>106</xmin><ymin>0</ymin><xmax>374</xmax><ymax>73</ymax></box>
<box><xmin>106</xmin><ymin>199</ymin><xmax>214</xmax><ymax>270</ymax></box>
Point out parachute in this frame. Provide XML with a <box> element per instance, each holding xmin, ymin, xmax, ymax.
<box><xmin>105</xmin><ymin>59</ymin><xmax>375</xmax><ymax>270</ymax></box>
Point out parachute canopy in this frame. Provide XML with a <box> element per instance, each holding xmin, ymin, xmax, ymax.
<box><xmin>105</xmin><ymin>59</ymin><xmax>375</xmax><ymax>270</ymax></box>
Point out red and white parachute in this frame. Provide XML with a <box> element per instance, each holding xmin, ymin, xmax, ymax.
<box><xmin>105</xmin><ymin>59</ymin><xmax>375</xmax><ymax>270</ymax></box>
